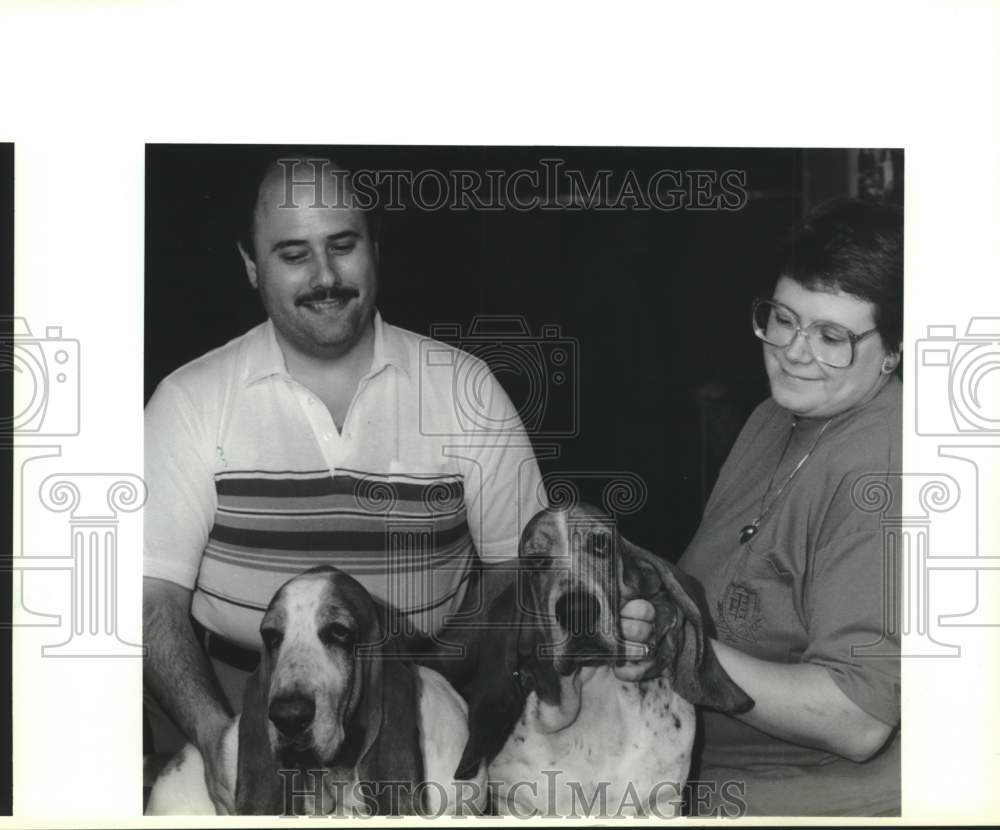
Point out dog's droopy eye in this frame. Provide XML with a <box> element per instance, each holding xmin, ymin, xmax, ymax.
<box><xmin>591</xmin><ymin>531</ymin><xmax>612</xmax><ymax>558</ymax></box>
<box><xmin>261</xmin><ymin>628</ymin><xmax>283</xmax><ymax>651</ymax></box>
<box><xmin>318</xmin><ymin>622</ymin><xmax>355</xmax><ymax>646</ymax></box>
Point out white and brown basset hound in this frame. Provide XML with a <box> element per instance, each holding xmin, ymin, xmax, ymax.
<box><xmin>146</xmin><ymin>566</ymin><xmax>487</xmax><ymax>816</ymax></box>
<box><xmin>430</xmin><ymin>504</ymin><xmax>754</xmax><ymax>818</ymax></box>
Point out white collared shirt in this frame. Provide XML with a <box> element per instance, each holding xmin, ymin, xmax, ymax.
<box><xmin>144</xmin><ymin>312</ymin><xmax>546</xmax><ymax>647</ymax></box>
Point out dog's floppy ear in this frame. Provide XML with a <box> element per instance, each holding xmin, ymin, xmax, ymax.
<box><xmin>235</xmin><ymin>661</ymin><xmax>283</xmax><ymax>814</ymax></box>
<box><xmin>455</xmin><ymin>512</ymin><xmax>570</xmax><ymax>781</ymax></box>
<box><xmin>453</xmin><ymin>580</ymin><xmax>538</xmax><ymax>780</ymax></box>
<box><xmin>621</xmin><ymin>539</ymin><xmax>754</xmax><ymax>714</ymax></box>
<box><xmin>354</xmin><ymin>607</ymin><xmax>426</xmax><ymax>815</ymax></box>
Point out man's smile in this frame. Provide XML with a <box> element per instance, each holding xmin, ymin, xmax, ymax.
<box><xmin>301</xmin><ymin>297</ymin><xmax>352</xmax><ymax>313</ymax></box>
<box><xmin>296</xmin><ymin>287</ymin><xmax>360</xmax><ymax>315</ymax></box>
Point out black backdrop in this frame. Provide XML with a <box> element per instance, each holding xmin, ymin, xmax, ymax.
<box><xmin>145</xmin><ymin>146</ymin><xmax>833</xmax><ymax>556</ymax></box>
<box><xmin>2</xmin><ymin>142</ymin><xmax>13</xmax><ymax>815</ymax></box>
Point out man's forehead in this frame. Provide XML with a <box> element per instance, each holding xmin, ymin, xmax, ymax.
<box><xmin>257</xmin><ymin>159</ymin><xmax>356</xmax><ymax>206</ymax></box>
<box><xmin>253</xmin><ymin>161</ymin><xmax>367</xmax><ymax>240</ymax></box>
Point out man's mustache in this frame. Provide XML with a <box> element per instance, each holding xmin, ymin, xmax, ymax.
<box><xmin>295</xmin><ymin>286</ymin><xmax>360</xmax><ymax>306</ymax></box>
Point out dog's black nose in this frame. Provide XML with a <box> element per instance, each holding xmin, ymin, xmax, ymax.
<box><xmin>555</xmin><ymin>589</ymin><xmax>602</xmax><ymax>635</ymax></box>
<box><xmin>269</xmin><ymin>695</ymin><xmax>315</xmax><ymax>736</ymax></box>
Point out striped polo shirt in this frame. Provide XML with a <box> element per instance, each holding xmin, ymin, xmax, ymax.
<box><xmin>144</xmin><ymin>313</ymin><xmax>545</xmax><ymax>650</ymax></box>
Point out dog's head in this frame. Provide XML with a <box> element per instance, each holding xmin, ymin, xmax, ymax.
<box><xmin>518</xmin><ymin>503</ymin><xmax>625</xmax><ymax>676</ymax></box>
<box><xmin>454</xmin><ymin>504</ymin><xmax>753</xmax><ymax>779</ymax></box>
<box><xmin>235</xmin><ymin>566</ymin><xmax>424</xmax><ymax>814</ymax></box>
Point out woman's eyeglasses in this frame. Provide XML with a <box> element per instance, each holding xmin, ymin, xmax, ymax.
<box><xmin>752</xmin><ymin>299</ymin><xmax>879</xmax><ymax>368</ymax></box>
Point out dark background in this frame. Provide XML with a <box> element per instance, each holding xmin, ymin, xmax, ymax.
<box><xmin>2</xmin><ymin>141</ymin><xmax>14</xmax><ymax>815</ymax></box>
<box><xmin>145</xmin><ymin>145</ymin><xmax>901</xmax><ymax>559</ymax></box>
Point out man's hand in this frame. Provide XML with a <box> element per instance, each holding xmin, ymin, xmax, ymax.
<box><xmin>201</xmin><ymin>716</ymin><xmax>236</xmax><ymax>815</ymax></box>
<box><xmin>614</xmin><ymin>598</ymin><xmax>657</xmax><ymax>681</ymax></box>
<box><xmin>144</xmin><ymin>577</ymin><xmax>236</xmax><ymax>813</ymax></box>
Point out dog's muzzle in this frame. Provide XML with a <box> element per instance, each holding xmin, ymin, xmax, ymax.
<box><xmin>555</xmin><ymin>588</ymin><xmax>603</xmax><ymax>635</ymax></box>
<box><xmin>553</xmin><ymin>588</ymin><xmax>615</xmax><ymax>672</ymax></box>
<box><xmin>269</xmin><ymin>694</ymin><xmax>316</xmax><ymax>739</ymax></box>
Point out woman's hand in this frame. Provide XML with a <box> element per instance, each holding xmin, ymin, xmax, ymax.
<box><xmin>613</xmin><ymin>598</ymin><xmax>656</xmax><ymax>681</ymax></box>
<box><xmin>710</xmin><ymin>638</ymin><xmax>894</xmax><ymax>762</ymax></box>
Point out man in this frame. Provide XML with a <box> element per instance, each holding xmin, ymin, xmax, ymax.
<box><xmin>143</xmin><ymin>155</ymin><xmax>656</xmax><ymax>814</ymax></box>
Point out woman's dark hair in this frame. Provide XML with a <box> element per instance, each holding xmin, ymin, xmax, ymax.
<box><xmin>779</xmin><ymin>198</ymin><xmax>903</xmax><ymax>351</ymax></box>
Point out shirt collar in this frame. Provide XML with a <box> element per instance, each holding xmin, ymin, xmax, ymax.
<box><xmin>370</xmin><ymin>311</ymin><xmax>412</xmax><ymax>378</ymax></box>
<box><xmin>241</xmin><ymin>310</ymin><xmax>410</xmax><ymax>386</ymax></box>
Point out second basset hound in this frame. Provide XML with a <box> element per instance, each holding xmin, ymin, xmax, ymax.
<box><xmin>146</xmin><ymin>566</ymin><xmax>486</xmax><ymax>816</ymax></box>
<box><xmin>433</xmin><ymin>504</ymin><xmax>754</xmax><ymax>818</ymax></box>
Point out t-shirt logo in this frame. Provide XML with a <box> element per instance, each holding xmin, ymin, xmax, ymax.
<box><xmin>718</xmin><ymin>580</ymin><xmax>763</xmax><ymax>643</ymax></box>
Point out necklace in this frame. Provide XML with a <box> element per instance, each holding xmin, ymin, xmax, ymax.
<box><xmin>738</xmin><ymin>417</ymin><xmax>833</xmax><ymax>544</ymax></box>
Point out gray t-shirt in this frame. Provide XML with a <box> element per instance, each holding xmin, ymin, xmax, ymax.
<box><xmin>679</xmin><ymin>376</ymin><xmax>902</xmax><ymax>816</ymax></box>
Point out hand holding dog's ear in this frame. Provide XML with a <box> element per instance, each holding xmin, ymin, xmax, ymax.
<box><xmin>621</xmin><ymin>541</ymin><xmax>754</xmax><ymax>714</ymax></box>
<box><xmin>613</xmin><ymin>598</ymin><xmax>656</xmax><ymax>682</ymax></box>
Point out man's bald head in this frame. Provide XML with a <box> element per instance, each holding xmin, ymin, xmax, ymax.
<box><xmin>238</xmin><ymin>156</ymin><xmax>376</xmax><ymax>264</ymax></box>
<box><xmin>236</xmin><ymin>153</ymin><xmax>380</xmax><ymax>362</ymax></box>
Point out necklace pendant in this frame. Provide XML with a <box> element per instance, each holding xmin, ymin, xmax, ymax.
<box><xmin>739</xmin><ymin>523</ymin><xmax>759</xmax><ymax>544</ymax></box>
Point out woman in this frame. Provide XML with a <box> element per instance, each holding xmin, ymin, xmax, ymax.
<box><xmin>679</xmin><ymin>198</ymin><xmax>902</xmax><ymax>816</ymax></box>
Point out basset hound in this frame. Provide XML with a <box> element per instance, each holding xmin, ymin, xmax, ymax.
<box><xmin>429</xmin><ymin>504</ymin><xmax>754</xmax><ymax>818</ymax></box>
<box><xmin>146</xmin><ymin>566</ymin><xmax>487</xmax><ymax>816</ymax></box>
